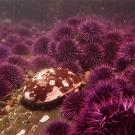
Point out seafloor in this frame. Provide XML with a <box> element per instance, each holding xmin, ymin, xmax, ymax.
<box><xmin>0</xmin><ymin>10</ymin><xmax>135</xmax><ymax>135</ymax></box>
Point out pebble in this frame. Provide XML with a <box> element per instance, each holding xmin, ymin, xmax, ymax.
<box><xmin>5</xmin><ymin>105</ymin><xmax>12</xmax><ymax>112</ymax></box>
<box><xmin>39</xmin><ymin>115</ymin><xmax>50</xmax><ymax>123</ymax></box>
<box><xmin>16</xmin><ymin>129</ymin><xmax>26</xmax><ymax>135</ymax></box>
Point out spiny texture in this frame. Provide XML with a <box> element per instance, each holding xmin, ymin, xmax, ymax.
<box><xmin>12</xmin><ymin>44</ymin><xmax>30</xmax><ymax>55</ymax></box>
<box><xmin>88</xmin><ymin>64</ymin><xmax>114</xmax><ymax>88</ymax></box>
<box><xmin>103</xmin><ymin>41</ymin><xmax>120</xmax><ymax>64</ymax></box>
<box><xmin>54</xmin><ymin>24</ymin><xmax>74</xmax><ymax>41</ymax></box>
<box><xmin>123</xmin><ymin>67</ymin><xmax>135</xmax><ymax>86</ymax></box>
<box><xmin>79</xmin><ymin>44</ymin><xmax>102</xmax><ymax>70</ymax></box>
<box><xmin>33</xmin><ymin>37</ymin><xmax>49</xmax><ymax>55</ymax></box>
<box><xmin>0</xmin><ymin>45</ymin><xmax>12</xmax><ymax>60</ymax></box>
<box><xmin>71</xmin><ymin>98</ymin><xmax>135</xmax><ymax>135</ymax></box>
<box><xmin>0</xmin><ymin>63</ymin><xmax>24</xmax><ymax>89</ymax></box>
<box><xmin>78</xmin><ymin>20</ymin><xmax>105</xmax><ymax>44</ymax></box>
<box><xmin>40</xmin><ymin>120</ymin><xmax>70</xmax><ymax>135</ymax></box>
<box><xmin>30</xmin><ymin>55</ymin><xmax>56</xmax><ymax>72</ymax></box>
<box><xmin>60</xmin><ymin>91</ymin><xmax>87</xmax><ymax>120</ymax></box>
<box><xmin>106</xmin><ymin>31</ymin><xmax>123</xmax><ymax>43</ymax></box>
<box><xmin>87</xmin><ymin>80</ymin><xmax>121</xmax><ymax>106</ymax></box>
<box><xmin>66</xmin><ymin>16</ymin><xmax>81</xmax><ymax>28</ymax></box>
<box><xmin>7</xmin><ymin>55</ymin><xmax>29</xmax><ymax>70</ymax></box>
<box><xmin>59</xmin><ymin>60</ymin><xmax>83</xmax><ymax>74</ymax></box>
<box><xmin>114</xmin><ymin>57</ymin><xmax>129</xmax><ymax>72</ymax></box>
<box><xmin>119</xmin><ymin>42</ymin><xmax>135</xmax><ymax>62</ymax></box>
<box><xmin>112</xmin><ymin>77</ymin><xmax>135</xmax><ymax>97</ymax></box>
<box><xmin>56</xmin><ymin>39</ymin><xmax>81</xmax><ymax>63</ymax></box>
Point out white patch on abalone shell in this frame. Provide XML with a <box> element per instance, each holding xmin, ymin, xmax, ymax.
<box><xmin>16</xmin><ymin>129</ymin><xmax>25</xmax><ymax>135</ymax></box>
<box><xmin>24</xmin><ymin>91</ymin><xmax>35</xmax><ymax>101</ymax></box>
<box><xmin>32</xmin><ymin>68</ymin><xmax>56</xmax><ymax>85</ymax></box>
<box><xmin>45</xmin><ymin>86</ymin><xmax>63</xmax><ymax>102</ymax></box>
<box><xmin>73</xmin><ymin>82</ymin><xmax>82</xmax><ymax>89</ymax></box>
<box><xmin>68</xmin><ymin>71</ymin><xmax>74</xmax><ymax>75</ymax></box>
<box><xmin>23</xmin><ymin>86</ymin><xmax>26</xmax><ymax>91</ymax></box>
<box><xmin>33</xmin><ymin>71</ymin><xmax>44</xmax><ymax>81</ymax></box>
<box><xmin>49</xmin><ymin>80</ymin><xmax>55</xmax><ymax>86</ymax></box>
<box><xmin>39</xmin><ymin>115</ymin><xmax>50</xmax><ymax>123</ymax></box>
<box><xmin>62</xmin><ymin>79</ymin><xmax>69</xmax><ymax>87</ymax></box>
<box><xmin>33</xmin><ymin>86</ymin><xmax>37</xmax><ymax>89</ymax></box>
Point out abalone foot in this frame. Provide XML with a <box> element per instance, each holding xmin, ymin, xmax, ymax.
<box><xmin>21</xmin><ymin>96</ymin><xmax>65</xmax><ymax>111</ymax></box>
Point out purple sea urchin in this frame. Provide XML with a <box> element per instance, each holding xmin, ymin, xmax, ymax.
<box><xmin>78</xmin><ymin>20</ymin><xmax>105</xmax><ymax>44</ymax></box>
<box><xmin>30</xmin><ymin>55</ymin><xmax>56</xmax><ymax>72</ymax></box>
<box><xmin>12</xmin><ymin>44</ymin><xmax>30</xmax><ymax>55</ymax></box>
<box><xmin>123</xmin><ymin>67</ymin><xmax>135</xmax><ymax>86</ymax></box>
<box><xmin>60</xmin><ymin>91</ymin><xmax>87</xmax><ymax>120</ymax></box>
<box><xmin>59</xmin><ymin>60</ymin><xmax>83</xmax><ymax>74</ymax></box>
<box><xmin>54</xmin><ymin>24</ymin><xmax>74</xmax><ymax>41</ymax></box>
<box><xmin>40</xmin><ymin>120</ymin><xmax>70</xmax><ymax>135</ymax></box>
<box><xmin>88</xmin><ymin>64</ymin><xmax>114</xmax><ymax>88</ymax></box>
<box><xmin>0</xmin><ymin>63</ymin><xmax>24</xmax><ymax>89</ymax></box>
<box><xmin>114</xmin><ymin>57</ymin><xmax>129</xmax><ymax>72</ymax></box>
<box><xmin>48</xmin><ymin>41</ymin><xmax>57</xmax><ymax>58</ymax></box>
<box><xmin>89</xmin><ymin>98</ymin><xmax>135</xmax><ymax>135</ymax></box>
<box><xmin>33</xmin><ymin>37</ymin><xmax>49</xmax><ymax>55</ymax></box>
<box><xmin>112</xmin><ymin>77</ymin><xmax>135</xmax><ymax>97</ymax></box>
<box><xmin>66</xmin><ymin>16</ymin><xmax>81</xmax><ymax>28</ymax></box>
<box><xmin>119</xmin><ymin>42</ymin><xmax>135</xmax><ymax>62</ymax></box>
<box><xmin>56</xmin><ymin>39</ymin><xmax>81</xmax><ymax>63</ymax></box>
<box><xmin>0</xmin><ymin>79</ymin><xmax>11</xmax><ymax>99</ymax></box>
<box><xmin>79</xmin><ymin>44</ymin><xmax>102</xmax><ymax>70</ymax></box>
<box><xmin>15</xmin><ymin>25</ymin><xmax>32</xmax><ymax>37</ymax></box>
<box><xmin>72</xmin><ymin>98</ymin><xmax>135</xmax><ymax>135</ymax></box>
<box><xmin>7</xmin><ymin>55</ymin><xmax>29</xmax><ymax>70</ymax></box>
<box><xmin>87</xmin><ymin>80</ymin><xmax>121</xmax><ymax>105</ymax></box>
<box><xmin>0</xmin><ymin>45</ymin><xmax>12</xmax><ymax>60</ymax></box>
<box><xmin>103</xmin><ymin>41</ymin><xmax>120</xmax><ymax>64</ymax></box>
<box><xmin>70</xmin><ymin>110</ymin><xmax>89</xmax><ymax>135</ymax></box>
<box><xmin>106</xmin><ymin>31</ymin><xmax>123</xmax><ymax>43</ymax></box>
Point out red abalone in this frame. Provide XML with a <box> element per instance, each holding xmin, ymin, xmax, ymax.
<box><xmin>22</xmin><ymin>68</ymin><xmax>83</xmax><ymax>109</ymax></box>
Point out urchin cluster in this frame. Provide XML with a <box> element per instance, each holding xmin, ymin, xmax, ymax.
<box><xmin>1</xmin><ymin>14</ymin><xmax>135</xmax><ymax>135</ymax></box>
<box><xmin>71</xmin><ymin>98</ymin><xmax>135</xmax><ymax>135</ymax></box>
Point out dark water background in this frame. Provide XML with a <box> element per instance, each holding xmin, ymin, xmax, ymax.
<box><xmin>0</xmin><ymin>0</ymin><xmax>135</xmax><ymax>24</ymax></box>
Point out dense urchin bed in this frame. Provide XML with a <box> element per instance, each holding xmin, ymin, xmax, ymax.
<box><xmin>0</xmin><ymin>15</ymin><xmax>135</xmax><ymax>135</ymax></box>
